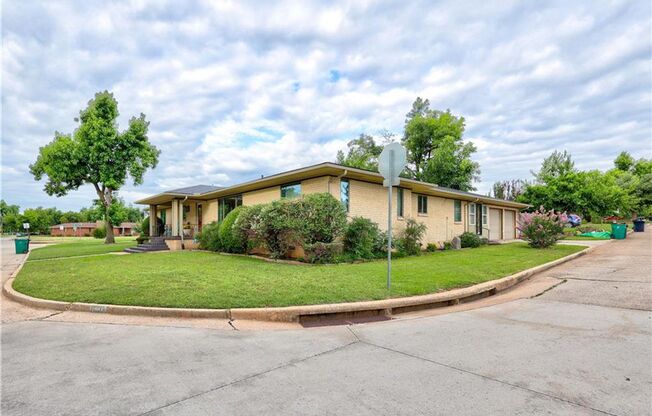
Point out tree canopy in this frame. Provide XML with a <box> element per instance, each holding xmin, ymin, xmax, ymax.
<box><xmin>335</xmin><ymin>97</ymin><xmax>480</xmax><ymax>191</ymax></box>
<box><xmin>30</xmin><ymin>91</ymin><xmax>159</xmax><ymax>243</ymax></box>
<box><xmin>516</xmin><ymin>150</ymin><xmax>652</xmax><ymax>220</ymax></box>
<box><xmin>336</xmin><ymin>134</ymin><xmax>383</xmax><ymax>171</ymax></box>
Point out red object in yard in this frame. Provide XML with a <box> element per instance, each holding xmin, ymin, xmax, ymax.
<box><xmin>603</xmin><ymin>216</ymin><xmax>623</xmax><ymax>222</ymax></box>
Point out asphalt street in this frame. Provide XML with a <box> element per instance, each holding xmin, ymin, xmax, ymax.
<box><xmin>1</xmin><ymin>233</ymin><xmax>651</xmax><ymax>415</ymax></box>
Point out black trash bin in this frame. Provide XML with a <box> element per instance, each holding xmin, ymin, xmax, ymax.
<box><xmin>633</xmin><ymin>218</ymin><xmax>645</xmax><ymax>232</ymax></box>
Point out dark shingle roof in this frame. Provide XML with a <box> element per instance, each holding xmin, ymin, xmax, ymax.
<box><xmin>165</xmin><ymin>185</ymin><xmax>223</xmax><ymax>195</ymax></box>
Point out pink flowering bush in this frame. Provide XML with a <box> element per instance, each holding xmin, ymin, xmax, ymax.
<box><xmin>518</xmin><ymin>207</ymin><xmax>567</xmax><ymax>248</ymax></box>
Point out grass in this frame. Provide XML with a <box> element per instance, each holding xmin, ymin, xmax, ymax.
<box><xmin>14</xmin><ymin>243</ymin><xmax>585</xmax><ymax>309</ymax></box>
<box><xmin>564</xmin><ymin>235</ymin><xmax>611</xmax><ymax>241</ymax></box>
<box><xmin>28</xmin><ymin>238</ymin><xmax>137</xmax><ymax>260</ymax></box>
<box><xmin>28</xmin><ymin>236</ymin><xmax>137</xmax><ymax>244</ymax></box>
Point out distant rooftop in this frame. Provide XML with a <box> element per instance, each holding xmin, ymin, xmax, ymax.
<box><xmin>164</xmin><ymin>184</ymin><xmax>223</xmax><ymax>195</ymax></box>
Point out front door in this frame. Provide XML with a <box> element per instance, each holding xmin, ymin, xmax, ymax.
<box><xmin>476</xmin><ymin>203</ymin><xmax>483</xmax><ymax>235</ymax></box>
<box><xmin>197</xmin><ymin>204</ymin><xmax>202</xmax><ymax>231</ymax></box>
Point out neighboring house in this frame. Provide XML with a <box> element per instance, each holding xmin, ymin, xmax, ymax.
<box><xmin>135</xmin><ymin>162</ymin><xmax>528</xmax><ymax>246</ymax></box>
<box><xmin>50</xmin><ymin>222</ymin><xmax>98</xmax><ymax>237</ymax></box>
<box><xmin>50</xmin><ymin>221</ymin><xmax>138</xmax><ymax>236</ymax></box>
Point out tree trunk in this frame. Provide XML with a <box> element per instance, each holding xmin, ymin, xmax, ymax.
<box><xmin>103</xmin><ymin>189</ymin><xmax>115</xmax><ymax>244</ymax></box>
<box><xmin>94</xmin><ymin>184</ymin><xmax>115</xmax><ymax>244</ymax></box>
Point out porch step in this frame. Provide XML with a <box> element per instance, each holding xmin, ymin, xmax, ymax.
<box><xmin>124</xmin><ymin>240</ymin><xmax>170</xmax><ymax>254</ymax></box>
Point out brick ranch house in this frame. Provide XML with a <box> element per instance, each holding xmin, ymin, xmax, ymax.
<box><xmin>50</xmin><ymin>221</ymin><xmax>138</xmax><ymax>237</ymax></box>
<box><xmin>135</xmin><ymin>162</ymin><xmax>528</xmax><ymax>249</ymax></box>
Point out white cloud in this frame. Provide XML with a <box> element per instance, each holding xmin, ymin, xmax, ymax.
<box><xmin>1</xmin><ymin>0</ymin><xmax>650</xmax><ymax>210</ymax></box>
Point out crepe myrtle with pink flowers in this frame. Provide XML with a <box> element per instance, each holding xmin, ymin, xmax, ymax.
<box><xmin>518</xmin><ymin>207</ymin><xmax>568</xmax><ymax>248</ymax></box>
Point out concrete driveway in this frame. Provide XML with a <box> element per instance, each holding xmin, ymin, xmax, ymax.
<box><xmin>1</xmin><ymin>234</ymin><xmax>651</xmax><ymax>415</ymax></box>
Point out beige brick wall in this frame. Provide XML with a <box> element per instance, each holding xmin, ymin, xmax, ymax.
<box><xmin>203</xmin><ymin>199</ymin><xmax>218</xmax><ymax>224</ymax></box>
<box><xmin>301</xmin><ymin>176</ymin><xmax>330</xmax><ymax>194</ymax></box>
<box><xmin>347</xmin><ymin>179</ymin><xmax>408</xmax><ymax>235</ymax></box>
<box><xmin>242</xmin><ymin>177</ymin><xmax>333</xmax><ymax>206</ymax></box>
<box><xmin>412</xmin><ymin>194</ymin><xmax>463</xmax><ymax>244</ymax></box>
<box><xmin>243</xmin><ymin>186</ymin><xmax>280</xmax><ymax>205</ymax></box>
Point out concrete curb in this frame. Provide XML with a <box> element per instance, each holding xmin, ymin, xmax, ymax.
<box><xmin>4</xmin><ymin>245</ymin><xmax>596</xmax><ymax>323</ymax></box>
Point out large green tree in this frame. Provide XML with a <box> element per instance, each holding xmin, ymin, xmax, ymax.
<box><xmin>335</xmin><ymin>98</ymin><xmax>480</xmax><ymax>190</ymax></box>
<box><xmin>336</xmin><ymin>134</ymin><xmax>383</xmax><ymax>171</ymax></box>
<box><xmin>30</xmin><ymin>91</ymin><xmax>160</xmax><ymax>243</ymax></box>
<box><xmin>608</xmin><ymin>152</ymin><xmax>652</xmax><ymax>217</ymax></box>
<box><xmin>532</xmin><ymin>150</ymin><xmax>575</xmax><ymax>182</ymax></box>
<box><xmin>402</xmin><ymin>99</ymin><xmax>479</xmax><ymax>190</ymax></box>
<box><xmin>0</xmin><ymin>200</ymin><xmax>20</xmax><ymax>233</ymax></box>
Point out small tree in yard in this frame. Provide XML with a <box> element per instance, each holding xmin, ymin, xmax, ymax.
<box><xmin>30</xmin><ymin>91</ymin><xmax>160</xmax><ymax>244</ymax></box>
<box><xmin>518</xmin><ymin>207</ymin><xmax>567</xmax><ymax>248</ymax></box>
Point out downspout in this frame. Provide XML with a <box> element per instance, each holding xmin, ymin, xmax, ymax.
<box><xmin>330</xmin><ymin>169</ymin><xmax>348</xmax><ymax>195</ymax></box>
<box><xmin>180</xmin><ymin>196</ymin><xmax>188</xmax><ymax>248</ymax></box>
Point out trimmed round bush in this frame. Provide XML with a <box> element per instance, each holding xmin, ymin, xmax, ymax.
<box><xmin>234</xmin><ymin>204</ymin><xmax>264</xmax><ymax>252</ymax></box>
<box><xmin>460</xmin><ymin>232</ymin><xmax>481</xmax><ymax>248</ymax></box>
<box><xmin>218</xmin><ymin>206</ymin><xmax>246</xmax><ymax>253</ymax></box>
<box><xmin>298</xmin><ymin>193</ymin><xmax>347</xmax><ymax>244</ymax></box>
<box><xmin>198</xmin><ymin>221</ymin><xmax>221</xmax><ymax>251</ymax></box>
<box><xmin>343</xmin><ymin>217</ymin><xmax>382</xmax><ymax>259</ymax></box>
<box><xmin>92</xmin><ymin>226</ymin><xmax>106</xmax><ymax>239</ymax></box>
<box><xmin>258</xmin><ymin>200</ymin><xmax>304</xmax><ymax>258</ymax></box>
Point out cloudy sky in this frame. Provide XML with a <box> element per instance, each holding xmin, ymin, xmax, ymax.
<box><xmin>2</xmin><ymin>0</ymin><xmax>651</xmax><ymax>211</ymax></box>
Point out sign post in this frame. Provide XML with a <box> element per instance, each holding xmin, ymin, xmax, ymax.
<box><xmin>23</xmin><ymin>222</ymin><xmax>30</xmax><ymax>239</ymax></box>
<box><xmin>378</xmin><ymin>142</ymin><xmax>407</xmax><ymax>290</ymax></box>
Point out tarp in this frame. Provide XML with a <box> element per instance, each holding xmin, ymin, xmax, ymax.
<box><xmin>579</xmin><ymin>231</ymin><xmax>611</xmax><ymax>239</ymax></box>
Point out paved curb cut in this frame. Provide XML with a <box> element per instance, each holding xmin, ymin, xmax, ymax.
<box><xmin>4</xmin><ymin>245</ymin><xmax>596</xmax><ymax>323</ymax></box>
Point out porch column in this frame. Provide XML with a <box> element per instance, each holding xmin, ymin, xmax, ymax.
<box><xmin>171</xmin><ymin>199</ymin><xmax>180</xmax><ymax>237</ymax></box>
<box><xmin>149</xmin><ymin>205</ymin><xmax>157</xmax><ymax>236</ymax></box>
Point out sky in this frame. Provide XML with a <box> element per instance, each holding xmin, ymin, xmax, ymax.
<box><xmin>1</xmin><ymin>0</ymin><xmax>651</xmax><ymax>211</ymax></box>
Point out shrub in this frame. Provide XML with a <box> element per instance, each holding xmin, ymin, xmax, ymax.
<box><xmin>197</xmin><ymin>221</ymin><xmax>221</xmax><ymax>251</ymax></box>
<box><xmin>518</xmin><ymin>207</ymin><xmax>567</xmax><ymax>248</ymax></box>
<box><xmin>343</xmin><ymin>217</ymin><xmax>383</xmax><ymax>259</ymax></box>
<box><xmin>234</xmin><ymin>204</ymin><xmax>264</xmax><ymax>251</ymax></box>
<box><xmin>426</xmin><ymin>243</ymin><xmax>438</xmax><ymax>252</ymax></box>
<box><xmin>218</xmin><ymin>207</ymin><xmax>246</xmax><ymax>253</ymax></box>
<box><xmin>304</xmin><ymin>242</ymin><xmax>343</xmax><ymax>264</ymax></box>
<box><xmin>298</xmin><ymin>193</ymin><xmax>347</xmax><ymax>244</ymax></box>
<box><xmin>460</xmin><ymin>232</ymin><xmax>482</xmax><ymax>248</ymax></box>
<box><xmin>395</xmin><ymin>219</ymin><xmax>427</xmax><ymax>256</ymax></box>
<box><xmin>443</xmin><ymin>241</ymin><xmax>453</xmax><ymax>250</ymax></box>
<box><xmin>258</xmin><ymin>200</ymin><xmax>304</xmax><ymax>258</ymax></box>
<box><xmin>136</xmin><ymin>236</ymin><xmax>149</xmax><ymax>244</ymax></box>
<box><xmin>92</xmin><ymin>226</ymin><xmax>106</xmax><ymax>239</ymax></box>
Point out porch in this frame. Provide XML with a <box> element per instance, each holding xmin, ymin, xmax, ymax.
<box><xmin>148</xmin><ymin>198</ymin><xmax>206</xmax><ymax>239</ymax></box>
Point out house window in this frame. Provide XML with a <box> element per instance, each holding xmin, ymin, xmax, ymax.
<box><xmin>340</xmin><ymin>179</ymin><xmax>350</xmax><ymax>212</ymax></box>
<box><xmin>218</xmin><ymin>194</ymin><xmax>242</xmax><ymax>222</ymax></box>
<box><xmin>482</xmin><ymin>205</ymin><xmax>488</xmax><ymax>227</ymax></box>
<box><xmin>469</xmin><ymin>203</ymin><xmax>476</xmax><ymax>225</ymax></box>
<box><xmin>454</xmin><ymin>200</ymin><xmax>462</xmax><ymax>222</ymax></box>
<box><xmin>417</xmin><ymin>195</ymin><xmax>428</xmax><ymax>214</ymax></box>
<box><xmin>280</xmin><ymin>182</ymin><xmax>301</xmax><ymax>199</ymax></box>
<box><xmin>397</xmin><ymin>188</ymin><xmax>404</xmax><ymax>217</ymax></box>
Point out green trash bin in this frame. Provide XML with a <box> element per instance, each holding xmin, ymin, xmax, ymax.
<box><xmin>611</xmin><ymin>223</ymin><xmax>627</xmax><ymax>240</ymax></box>
<box><xmin>14</xmin><ymin>238</ymin><xmax>30</xmax><ymax>254</ymax></box>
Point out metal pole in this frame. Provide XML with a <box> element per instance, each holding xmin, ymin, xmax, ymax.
<box><xmin>387</xmin><ymin>150</ymin><xmax>394</xmax><ymax>290</ymax></box>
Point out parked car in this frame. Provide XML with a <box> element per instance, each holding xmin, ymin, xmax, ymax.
<box><xmin>567</xmin><ymin>214</ymin><xmax>582</xmax><ymax>227</ymax></box>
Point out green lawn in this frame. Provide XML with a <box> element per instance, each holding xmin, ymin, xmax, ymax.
<box><xmin>28</xmin><ymin>238</ymin><xmax>137</xmax><ymax>260</ymax></box>
<box><xmin>14</xmin><ymin>243</ymin><xmax>585</xmax><ymax>309</ymax></box>
<box><xmin>564</xmin><ymin>235</ymin><xmax>611</xmax><ymax>241</ymax></box>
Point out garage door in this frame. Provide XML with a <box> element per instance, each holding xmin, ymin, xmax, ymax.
<box><xmin>504</xmin><ymin>210</ymin><xmax>516</xmax><ymax>240</ymax></box>
<box><xmin>489</xmin><ymin>208</ymin><xmax>502</xmax><ymax>240</ymax></box>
